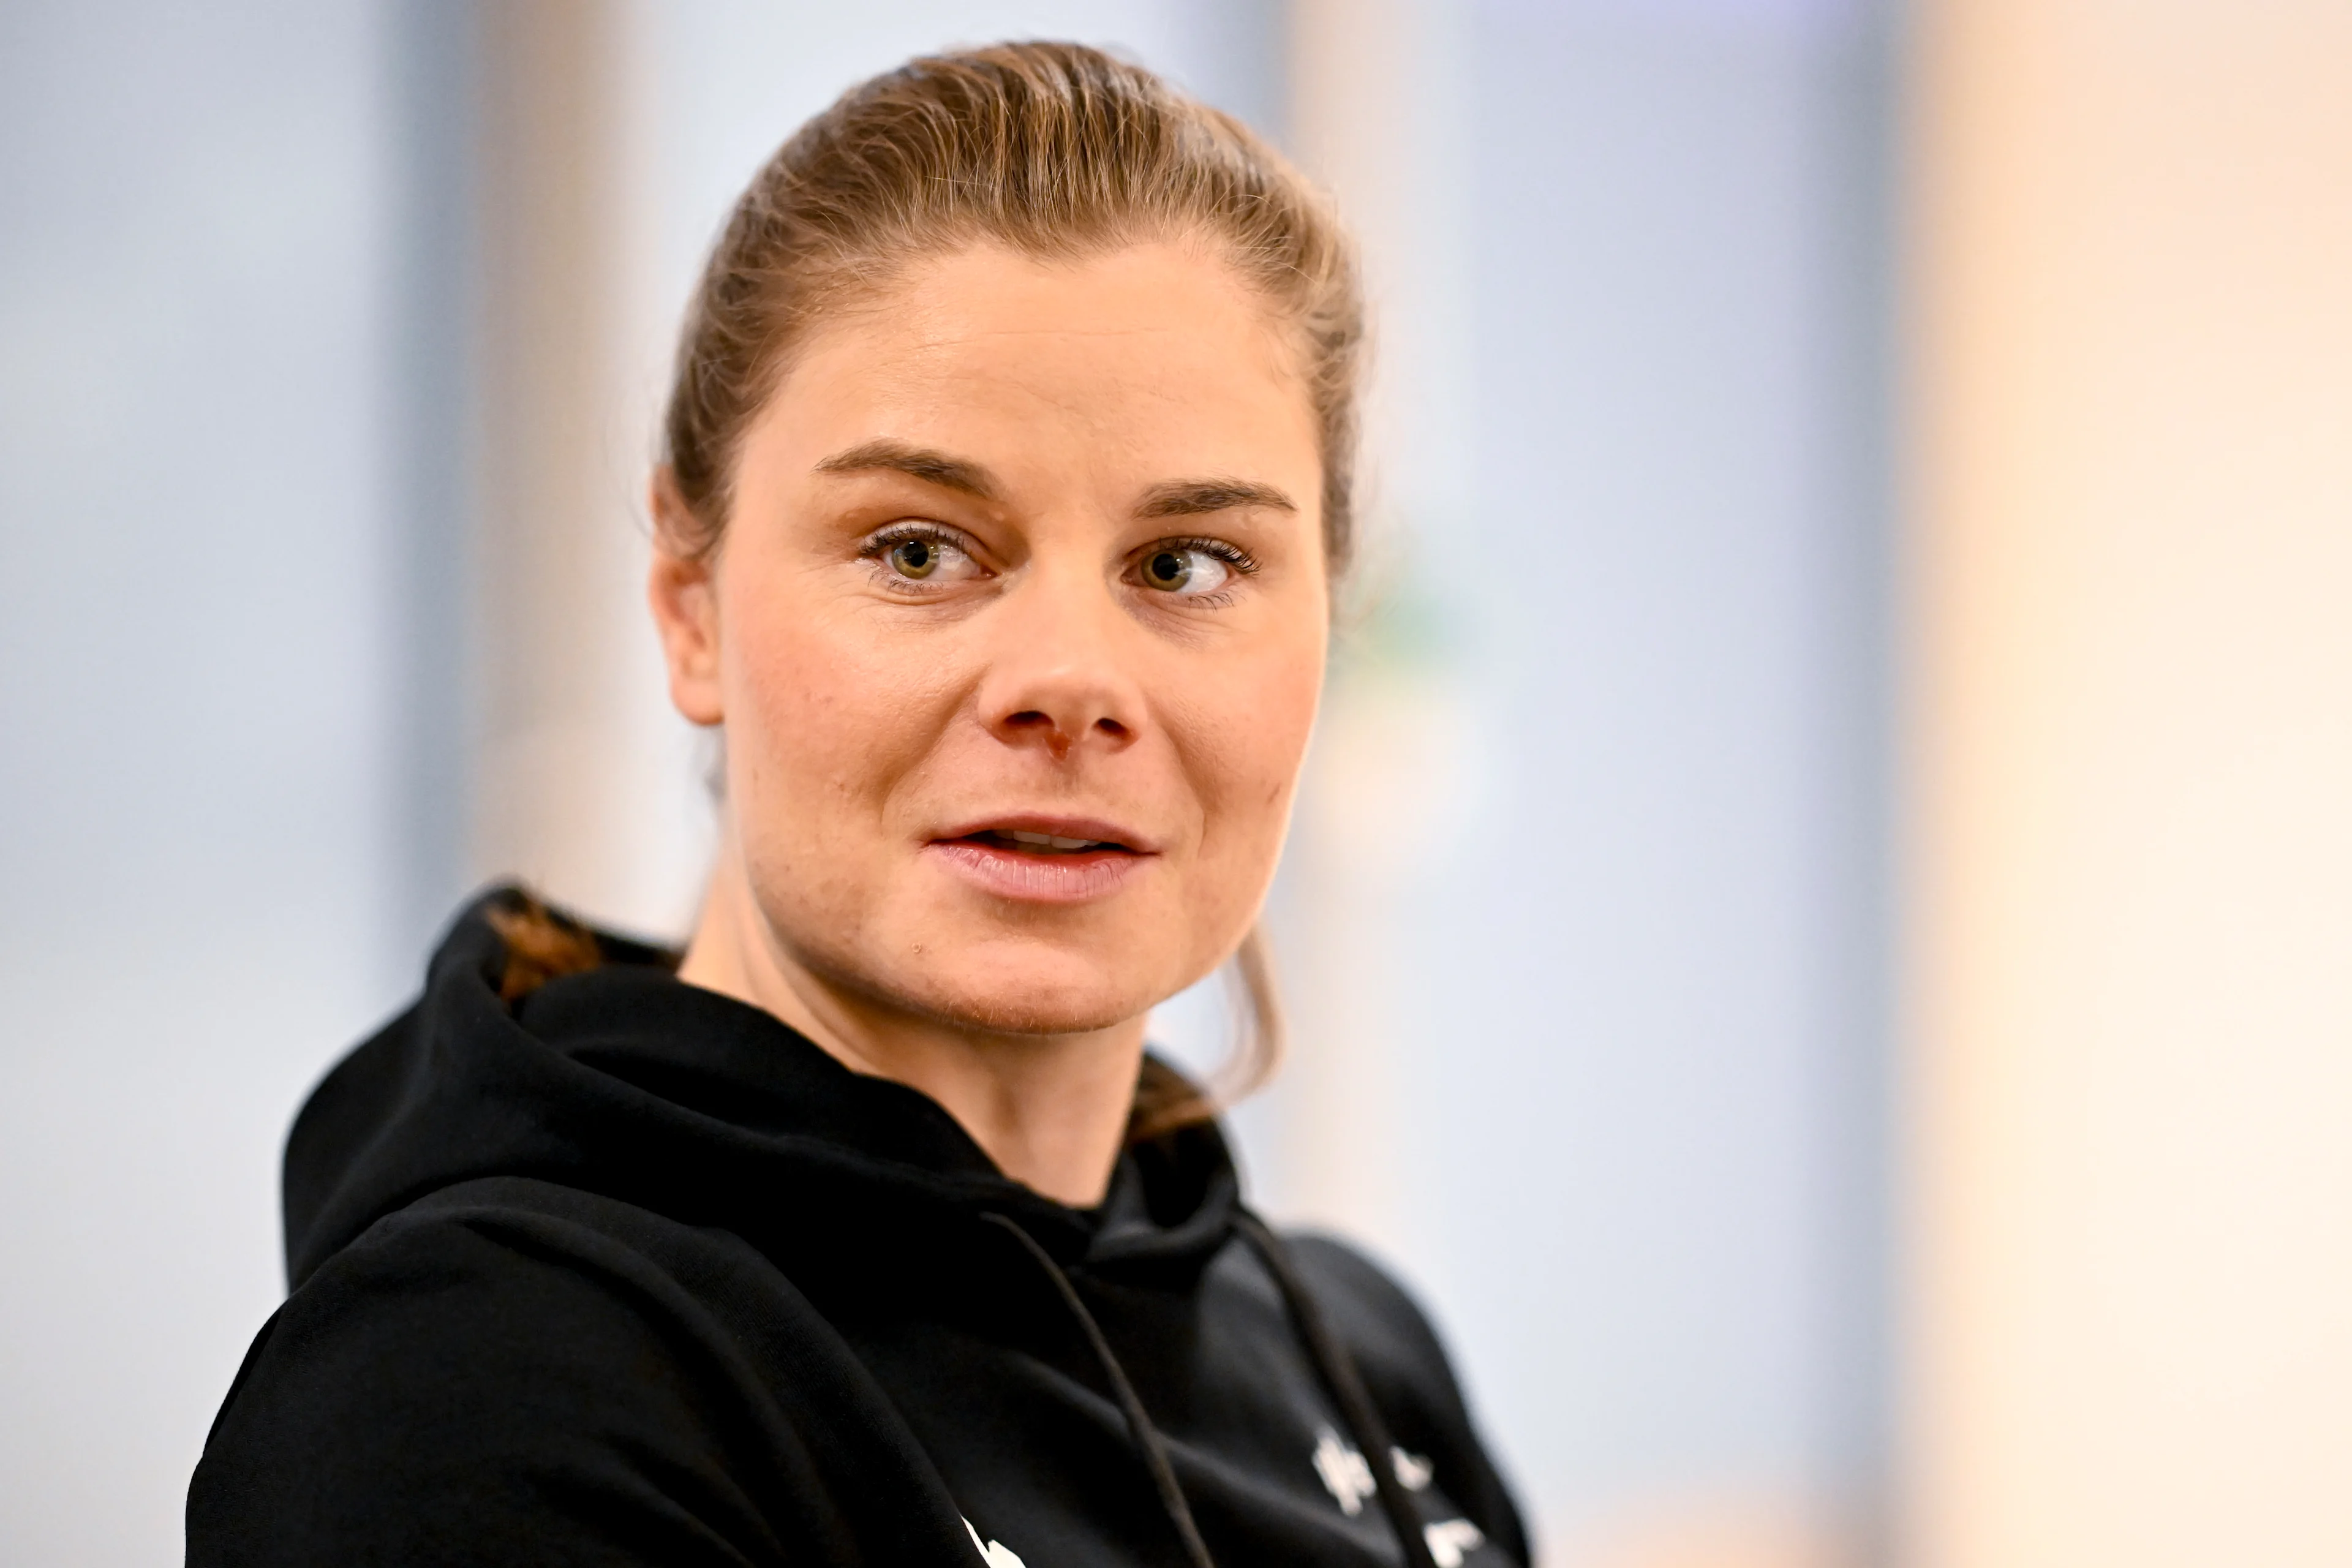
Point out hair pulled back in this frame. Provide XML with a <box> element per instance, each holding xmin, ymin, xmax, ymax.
<box><xmin>656</xmin><ymin>42</ymin><xmax>1360</xmax><ymax>1139</ymax></box>
<box><xmin>660</xmin><ymin>39</ymin><xmax>1363</xmax><ymax>570</ymax></box>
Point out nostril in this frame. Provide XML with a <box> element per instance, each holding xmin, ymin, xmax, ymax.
<box><xmin>994</xmin><ymin>709</ymin><xmax>1128</xmax><ymax>746</ymax></box>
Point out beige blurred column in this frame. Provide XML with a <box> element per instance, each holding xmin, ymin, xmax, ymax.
<box><xmin>1270</xmin><ymin>0</ymin><xmax>1476</xmax><ymax>1254</ymax></box>
<box><xmin>1907</xmin><ymin>3</ymin><xmax>2352</xmax><ymax>1564</ymax></box>
<box><xmin>470</xmin><ymin>1</ymin><xmax>710</xmax><ymax>936</ymax></box>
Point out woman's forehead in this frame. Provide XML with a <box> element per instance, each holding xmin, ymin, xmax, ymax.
<box><xmin>802</xmin><ymin>241</ymin><xmax>1303</xmax><ymax>385</ymax></box>
<box><xmin>746</xmin><ymin>244</ymin><xmax>1322</xmax><ymax>500</ymax></box>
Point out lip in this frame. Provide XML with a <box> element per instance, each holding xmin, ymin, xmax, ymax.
<box><xmin>929</xmin><ymin>813</ymin><xmax>1161</xmax><ymax>853</ymax></box>
<box><xmin>924</xmin><ymin>812</ymin><xmax>1162</xmax><ymax>905</ymax></box>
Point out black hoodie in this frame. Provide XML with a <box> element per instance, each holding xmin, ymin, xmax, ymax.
<box><xmin>187</xmin><ymin>891</ymin><xmax>1528</xmax><ymax>1567</ymax></box>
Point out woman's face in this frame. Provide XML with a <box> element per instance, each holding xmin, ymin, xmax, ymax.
<box><xmin>654</xmin><ymin>240</ymin><xmax>1329</xmax><ymax>1035</ymax></box>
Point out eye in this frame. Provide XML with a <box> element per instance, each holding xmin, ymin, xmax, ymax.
<box><xmin>889</xmin><ymin>537</ymin><xmax>940</xmax><ymax>578</ymax></box>
<box><xmin>1133</xmin><ymin>540</ymin><xmax>1251</xmax><ymax>598</ymax></box>
<box><xmin>861</xmin><ymin>524</ymin><xmax>984</xmax><ymax>590</ymax></box>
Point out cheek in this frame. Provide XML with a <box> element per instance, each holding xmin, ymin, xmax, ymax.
<box><xmin>717</xmin><ymin>592</ymin><xmax>960</xmax><ymax>830</ymax></box>
<box><xmin>1171</xmin><ymin>632</ymin><xmax>1326</xmax><ymax>864</ymax></box>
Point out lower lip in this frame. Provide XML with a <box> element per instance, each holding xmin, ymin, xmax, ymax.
<box><xmin>925</xmin><ymin>840</ymin><xmax>1153</xmax><ymax>904</ymax></box>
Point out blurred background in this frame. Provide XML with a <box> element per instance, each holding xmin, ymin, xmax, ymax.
<box><xmin>2</xmin><ymin>1</ymin><xmax>2345</xmax><ymax>1563</ymax></box>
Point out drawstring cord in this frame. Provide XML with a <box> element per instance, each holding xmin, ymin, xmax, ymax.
<box><xmin>1235</xmin><ymin>1213</ymin><xmax>1445</xmax><ymax>1568</ymax></box>
<box><xmin>982</xmin><ymin>1208</ymin><xmax>1446</xmax><ymax>1568</ymax></box>
<box><xmin>981</xmin><ymin>1213</ymin><xmax>1218</xmax><ymax>1568</ymax></box>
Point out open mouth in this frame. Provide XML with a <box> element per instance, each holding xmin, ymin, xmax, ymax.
<box><xmin>958</xmin><ymin>827</ymin><xmax>1138</xmax><ymax>856</ymax></box>
<box><xmin>927</xmin><ymin>817</ymin><xmax>1156</xmax><ymax>903</ymax></box>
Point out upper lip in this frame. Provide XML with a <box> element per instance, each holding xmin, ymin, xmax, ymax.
<box><xmin>929</xmin><ymin>813</ymin><xmax>1161</xmax><ymax>854</ymax></box>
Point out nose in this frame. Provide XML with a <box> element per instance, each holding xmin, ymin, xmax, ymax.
<box><xmin>974</xmin><ymin>570</ymin><xmax>1144</xmax><ymax>762</ymax></box>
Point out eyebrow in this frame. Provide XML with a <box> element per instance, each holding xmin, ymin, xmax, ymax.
<box><xmin>1137</xmin><ymin>478</ymin><xmax>1298</xmax><ymax>518</ymax></box>
<box><xmin>813</xmin><ymin>440</ymin><xmax>1000</xmax><ymax>500</ymax></box>
<box><xmin>812</xmin><ymin>440</ymin><xmax>1296</xmax><ymax>519</ymax></box>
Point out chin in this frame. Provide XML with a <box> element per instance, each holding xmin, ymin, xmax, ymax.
<box><xmin>889</xmin><ymin>946</ymin><xmax>1175</xmax><ymax>1038</ymax></box>
<box><xmin>915</xmin><ymin>976</ymin><xmax>1149</xmax><ymax>1038</ymax></box>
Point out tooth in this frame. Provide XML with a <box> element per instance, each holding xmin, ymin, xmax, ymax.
<box><xmin>1010</xmin><ymin>831</ymin><xmax>1053</xmax><ymax>846</ymax></box>
<box><xmin>1046</xmin><ymin>835</ymin><xmax>1094</xmax><ymax>850</ymax></box>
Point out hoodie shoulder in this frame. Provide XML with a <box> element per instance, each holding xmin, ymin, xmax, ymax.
<box><xmin>196</xmin><ymin>1178</ymin><xmax>796</xmax><ymax>1566</ymax></box>
<box><xmin>281</xmin><ymin>1001</ymin><xmax>426</xmax><ymax>1282</ymax></box>
<box><xmin>193</xmin><ymin>1176</ymin><xmax>974</xmax><ymax>1568</ymax></box>
<box><xmin>1282</xmin><ymin>1232</ymin><xmax>1534</xmax><ymax>1566</ymax></box>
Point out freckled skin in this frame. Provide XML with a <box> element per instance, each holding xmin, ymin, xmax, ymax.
<box><xmin>647</xmin><ymin>241</ymin><xmax>1329</xmax><ymax>1203</ymax></box>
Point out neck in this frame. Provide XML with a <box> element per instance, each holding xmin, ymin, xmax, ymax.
<box><xmin>675</xmin><ymin>850</ymin><xmax>1143</xmax><ymax>1208</ymax></box>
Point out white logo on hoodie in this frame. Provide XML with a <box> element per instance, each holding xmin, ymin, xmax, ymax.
<box><xmin>1313</xmin><ymin>1426</ymin><xmax>1379</xmax><ymax>1515</ymax></box>
<box><xmin>963</xmin><ymin>1516</ymin><xmax>1026</xmax><ymax>1568</ymax></box>
<box><xmin>1425</xmin><ymin>1516</ymin><xmax>1487</xmax><ymax>1567</ymax></box>
<box><xmin>1313</xmin><ymin>1425</ymin><xmax>1439</xmax><ymax>1515</ymax></box>
<box><xmin>1312</xmin><ymin>1428</ymin><xmax>1485</xmax><ymax>1564</ymax></box>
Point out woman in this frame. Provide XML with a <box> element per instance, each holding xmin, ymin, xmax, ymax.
<box><xmin>189</xmin><ymin>42</ymin><xmax>1525</xmax><ymax>1568</ymax></box>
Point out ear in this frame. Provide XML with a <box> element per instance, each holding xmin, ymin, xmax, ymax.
<box><xmin>647</xmin><ymin>467</ymin><xmax>725</xmax><ymax>727</ymax></box>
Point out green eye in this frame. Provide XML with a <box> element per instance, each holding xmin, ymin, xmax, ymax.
<box><xmin>1143</xmin><ymin>549</ymin><xmax>1193</xmax><ymax>590</ymax></box>
<box><xmin>1135</xmin><ymin>544</ymin><xmax>1238</xmax><ymax>598</ymax></box>
<box><xmin>888</xmin><ymin>538</ymin><xmax>937</xmax><ymax>578</ymax></box>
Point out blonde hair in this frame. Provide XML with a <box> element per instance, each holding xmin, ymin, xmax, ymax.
<box><xmin>657</xmin><ymin>41</ymin><xmax>1363</xmax><ymax>1138</ymax></box>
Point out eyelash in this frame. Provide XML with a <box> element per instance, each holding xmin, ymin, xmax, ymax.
<box><xmin>1134</xmin><ymin>535</ymin><xmax>1257</xmax><ymax>608</ymax></box>
<box><xmin>1151</xmin><ymin>535</ymin><xmax>1259</xmax><ymax>574</ymax></box>
<box><xmin>855</xmin><ymin>524</ymin><xmax>1261</xmax><ymax>605</ymax></box>
<box><xmin>858</xmin><ymin>521</ymin><xmax>978</xmax><ymax>590</ymax></box>
<box><xmin>858</xmin><ymin>521</ymin><xmax>968</xmax><ymax>556</ymax></box>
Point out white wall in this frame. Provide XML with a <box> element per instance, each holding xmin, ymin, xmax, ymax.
<box><xmin>0</xmin><ymin>4</ymin><xmax>403</xmax><ymax>1562</ymax></box>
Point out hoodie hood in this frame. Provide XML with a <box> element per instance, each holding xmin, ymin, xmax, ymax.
<box><xmin>198</xmin><ymin>886</ymin><xmax>1526</xmax><ymax>1568</ymax></box>
<box><xmin>285</xmin><ymin>886</ymin><xmax>1242</xmax><ymax>1292</ymax></box>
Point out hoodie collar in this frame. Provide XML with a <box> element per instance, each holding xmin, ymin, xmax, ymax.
<box><xmin>284</xmin><ymin>889</ymin><xmax>1240</xmax><ymax>1287</ymax></box>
